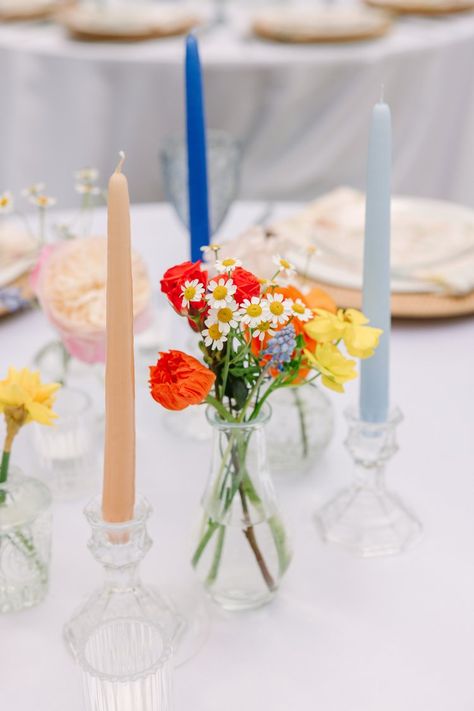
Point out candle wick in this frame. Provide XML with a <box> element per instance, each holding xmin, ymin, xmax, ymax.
<box><xmin>115</xmin><ymin>151</ymin><xmax>126</xmax><ymax>174</ymax></box>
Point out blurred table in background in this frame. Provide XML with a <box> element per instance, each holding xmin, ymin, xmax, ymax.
<box><xmin>0</xmin><ymin>6</ymin><xmax>473</xmax><ymax>207</ymax></box>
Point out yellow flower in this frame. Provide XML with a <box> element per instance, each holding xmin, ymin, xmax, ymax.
<box><xmin>305</xmin><ymin>343</ymin><xmax>357</xmax><ymax>393</ymax></box>
<box><xmin>342</xmin><ymin>309</ymin><xmax>382</xmax><ymax>358</ymax></box>
<box><xmin>304</xmin><ymin>308</ymin><xmax>382</xmax><ymax>359</ymax></box>
<box><xmin>0</xmin><ymin>367</ymin><xmax>60</xmax><ymax>427</ymax></box>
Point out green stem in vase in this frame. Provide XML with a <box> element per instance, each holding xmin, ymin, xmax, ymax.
<box><xmin>292</xmin><ymin>387</ymin><xmax>309</xmax><ymax>459</ymax></box>
<box><xmin>192</xmin><ymin>519</ymin><xmax>219</xmax><ymax>568</ymax></box>
<box><xmin>238</xmin><ymin>482</ymin><xmax>276</xmax><ymax>592</ymax></box>
<box><xmin>206</xmin><ymin>524</ymin><xmax>226</xmax><ymax>585</ymax></box>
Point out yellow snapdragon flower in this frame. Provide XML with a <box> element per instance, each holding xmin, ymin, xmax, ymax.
<box><xmin>304</xmin><ymin>308</ymin><xmax>382</xmax><ymax>359</ymax></box>
<box><xmin>0</xmin><ymin>367</ymin><xmax>60</xmax><ymax>428</ymax></box>
<box><xmin>305</xmin><ymin>343</ymin><xmax>357</xmax><ymax>393</ymax></box>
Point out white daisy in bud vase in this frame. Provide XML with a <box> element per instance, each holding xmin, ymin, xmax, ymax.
<box><xmin>207</xmin><ymin>277</ymin><xmax>237</xmax><ymax>309</ymax></box>
<box><xmin>215</xmin><ymin>257</ymin><xmax>242</xmax><ymax>274</ymax></box>
<box><xmin>206</xmin><ymin>300</ymin><xmax>239</xmax><ymax>335</ymax></box>
<box><xmin>239</xmin><ymin>296</ymin><xmax>267</xmax><ymax>328</ymax></box>
<box><xmin>181</xmin><ymin>279</ymin><xmax>205</xmax><ymax>308</ymax></box>
<box><xmin>264</xmin><ymin>292</ymin><xmax>291</xmax><ymax>326</ymax></box>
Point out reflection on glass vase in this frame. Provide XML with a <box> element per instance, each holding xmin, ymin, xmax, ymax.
<box><xmin>267</xmin><ymin>384</ymin><xmax>334</xmax><ymax>477</ymax></box>
<box><xmin>0</xmin><ymin>467</ymin><xmax>52</xmax><ymax>613</ymax></box>
<box><xmin>192</xmin><ymin>405</ymin><xmax>292</xmax><ymax>611</ymax></box>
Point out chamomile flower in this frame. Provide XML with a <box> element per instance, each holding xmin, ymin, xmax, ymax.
<box><xmin>75</xmin><ymin>183</ymin><xmax>101</xmax><ymax>196</ymax></box>
<box><xmin>206</xmin><ymin>300</ymin><xmax>239</xmax><ymax>335</ymax></box>
<box><xmin>272</xmin><ymin>255</ymin><xmax>296</xmax><ymax>277</ymax></box>
<box><xmin>202</xmin><ymin>322</ymin><xmax>227</xmax><ymax>351</ymax></box>
<box><xmin>22</xmin><ymin>183</ymin><xmax>45</xmax><ymax>198</ymax></box>
<box><xmin>206</xmin><ymin>278</ymin><xmax>237</xmax><ymax>309</ymax></box>
<box><xmin>180</xmin><ymin>279</ymin><xmax>205</xmax><ymax>308</ymax></box>
<box><xmin>253</xmin><ymin>320</ymin><xmax>275</xmax><ymax>342</ymax></box>
<box><xmin>0</xmin><ymin>191</ymin><xmax>13</xmax><ymax>214</ymax></box>
<box><xmin>290</xmin><ymin>299</ymin><xmax>313</xmax><ymax>322</ymax></box>
<box><xmin>30</xmin><ymin>194</ymin><xmax>57</xmax><ymax>208</ymax></box>
<box><xmin>201</xmin><ymin>244</ymin><xmax>222</xmax><ymax>256</ymax></box>
<box><xmin>239</xmin><ymin>297</ymin><xmax>266</xmax><ymax>328</ymax></box>
<box><xmin>264</xmin><ymin>292</ymin><xmax>291</xmax><ymax>326</ymax></box>
<box><xmin>215</xmin><ymin>257</ymin><xmax>242</xmax><ymax>274</ymax></box>
<box><xmin>74</xmin><ymin>167</ymin><xmax>99</xmax><ymax>183</ymax></box>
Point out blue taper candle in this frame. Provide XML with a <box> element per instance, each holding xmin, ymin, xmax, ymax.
<box><xmin>185</xmin><ymin>34</ymin><xmax>210</xmax><ymax>262</ymax></box>
<box><xmin>359</xmin><ymin>99</ymin><xmax>392</xmax><ymax>423</ymax></box>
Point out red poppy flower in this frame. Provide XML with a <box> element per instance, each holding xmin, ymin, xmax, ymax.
<box><xmin>231</xmin><ymin>267</ymin><xmax>261</xmax><ymax>305</ymax></box>
<box><xmin>149</xmin><ymin>350</ymin><xmax>215</xmax><ymax>411</ymax></box>
<box><xmin>160</xmin><ymin>261</ymin><xmax>208</xmax><ymax>315</ymax></box>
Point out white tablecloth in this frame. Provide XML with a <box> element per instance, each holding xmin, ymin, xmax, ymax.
<box><xmin>1</xmin><ymin>202</ymin><xmax>474</xmax><ymax>711</ymax></box>
<box><xmin>0</xmin><ymin>9</ymin><xmax>474</xmax><ymax>207</ymax></box>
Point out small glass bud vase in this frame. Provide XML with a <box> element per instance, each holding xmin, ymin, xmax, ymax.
<box><xmin>192</xmin><ymin>405</ymin><xmax>292</xmax><ymax>611</ymax></box>
<box><xmin>316</xmin><ymin>406</ymin><xmax>422</xmax><ymax>557</ymax></box>
<box><xmin>64</xmin><ymin>495</ymin><xmax>183</xmax><ymax>667</ymax></box>
<box><xmin>267</xmin><ymin>384</ymin><xmax>335</xmax><ymax>477</ymax></box>
<box><xmin>32</xmin><ymin>387</ymin><xmax>99</xmax><ymax>501</ymax></box>
<box><xmin>0</xmin><ymin>467</ymin><xmax>52</xmax><ymax>613</ymax></box>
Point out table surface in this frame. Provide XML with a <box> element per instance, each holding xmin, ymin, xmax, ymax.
<box><xmin>1</xmin><ymin>202</ymin><xmax>474</xmax><ymax>711</ymax></box>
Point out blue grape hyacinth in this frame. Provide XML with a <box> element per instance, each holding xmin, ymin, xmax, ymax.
<box><xmin>263</xmin><ymin>323</ymin><xmax>296</xmax><ymax>370</ymax></box>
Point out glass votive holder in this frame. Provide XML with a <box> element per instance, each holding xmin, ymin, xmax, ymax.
<box><xmin>0</xmin><ymin>467</ymin><xmax>52</xmax><ymax>613</ymax></box>
<box><xmin>32</xmin><ymin>387</ymin><xmax>99</xmax><ymax>501</ymax></box>
<box><xmin>79</xmin><ymin>619</ymin><xmax>173</xmax><ymax>711</ymax></box>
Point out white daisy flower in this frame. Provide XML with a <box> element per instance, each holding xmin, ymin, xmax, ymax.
<box><xmin>290</xmin><ymin>298</ymin><xmax>313</xmax><ymax>322</ymax></box>
<box><xmin>75</xmin><ymin>183</ymin><xmax>101</xmax><ymax>196</ymax></box>
<box><xmin>206</xmin><ymin>300</ymin><xmax>239</xmax><ymax>335</ymax></box>
<box><xmin>263</xmin><ymin>292</ymin><xmax>292</xmax><ymax>326</ymax></box>
<box><xmin>253</xmin><ymin>320</ymin><xmax>275</xmax><ymax>342</ymax></box>
<box><xmin>22</xmin><ymin>183</ymin><xmax>45</xmax><ymax>198</ymax></box>
<box><xmin>0</xmin><ymin>191</ymin><xmax>14</xmax><ymax>214</ymax></box>
<box><xmin>201</xmin><ymin>244</ymin><xmax>221</xmax><ymax>255</ymax></box>
<box><xmin>74</xmin><ymin>167</ymin><xmax>99</xmax><ymax>183</ymax></box>
<box><xmin>180</xmin><ymin>279</ymin><xmax>205</xmax><ymax>308</ymax></box>
<box><xmin>207</xmin><ymin>277</ymin><xmax>237</xmax><ymax>309</ymax></box>
<box><xmin>202</xmin><ymin>322</ymin><xmax>227</xmax><ymax>351</ymax></box>
<box><xmin>273</xmin><ymin>254</ymin><xmax>296</xmax><ymax>277</ymax></box>
<box><xmin>30</xmin><ymin>194</ymin><xmax>57</xmax><ymax>208</ymax></box>
<box><xmin>215</xmin><ymin>257</ymin><xmax>242</xmax><ymax>274</ymax></box>
<box><xmin>239</xmin><ymin>297</ymin><xmax>267</xmax><ymax>329</ymax></box>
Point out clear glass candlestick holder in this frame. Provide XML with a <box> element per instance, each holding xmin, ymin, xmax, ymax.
<box><xmin>64</xmin><ymin>494</ymin><xmax>183</xmax><ymax>665</ymax></box>
<box><xmin>79</xmin><ymin>618</ymin><xmax>173</xmax><ymax>711</ymax></box>
<box><xmin>315</xmin><ymin>406</ymin><xmax>422</xmax><ymax>557</ymax></box>
<box><xmin>32</xmin><ymin>387</ymin><xmax>99</xmax><ymax>500</ymax></box>
<box><xmin>0</xmin><ymin>467</ymin><xmax>52</xmax><ymax>613</ymax></box>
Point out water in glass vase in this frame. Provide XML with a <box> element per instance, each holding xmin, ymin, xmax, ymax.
<box><xmin>192</xmin><ymin>405</ymin><xmax>292</xmax><ymax>611</ymax></box>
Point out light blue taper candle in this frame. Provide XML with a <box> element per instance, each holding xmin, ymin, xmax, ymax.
<box><xmin>359</xmin><ymin>98</ymin><xmax>392</xmax><ymax>423</ymax></box>
<box><xmin>185</xmin><ymin>34</ymin><xmax>210</xmax><ymax>263</ymax></box>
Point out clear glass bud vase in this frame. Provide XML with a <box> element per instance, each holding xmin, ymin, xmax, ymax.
<box><xmin>267</xmin><ymin>384</ymin><xmax>335</xmax><ymax>477</ymax></box>
<box><xmin>0</xmin><ymin>467</ymin><xmax>52</xmax><ymax>613</ymax></box>
<box><xmin>192</xmin><ymin>405</ymin><xmax>292</xmax><ymax>611</ymax></box>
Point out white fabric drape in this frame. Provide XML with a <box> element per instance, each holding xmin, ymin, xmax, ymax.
<box><xmin>0</xmin><ymin>10</ymin><xmax>473</xmax><ymax>206</ymax></box>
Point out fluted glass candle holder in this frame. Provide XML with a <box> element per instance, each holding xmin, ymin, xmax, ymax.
<box><xmin>316</xmin><ymin>406</ymin><xmax>422</xmax><ymax>557</ymax></box>
<box><xmin>64</xmin><ymin>494</ymin><xmax>183</xmax><ymax>667</ymax></box>
<box><xmin>79</xmin><ymin>618</ymin><xmax>173</xmax><ymax>711</ymax></box>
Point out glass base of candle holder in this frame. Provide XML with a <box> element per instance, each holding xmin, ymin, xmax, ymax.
<box><xmin>315</xmin><ymin>407</ymin><xmax>422</xmax><ymax>558</ymax></box>
<box><xmin>64</xmin><ymin>494</ymin><xmax>208</xmax><ymax>669</ymax></box>
<box><xmin>79</xmin><ymin>618</ymin><xmax>173</xmax><ymax>711</ymax></box>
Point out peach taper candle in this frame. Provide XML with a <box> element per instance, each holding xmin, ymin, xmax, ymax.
<box><xmin>102</xmin><ymin>152</ymin><xmax>136</xmax><ymax>523</ymax></box>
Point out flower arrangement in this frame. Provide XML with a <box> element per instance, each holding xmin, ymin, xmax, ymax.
<box><xmin>31</xmin><ymin>236</ymin><xmax>152</xmax><ymax>365</ymax></box>
<box><xmin>0</xmin><ymin>166</ymin><xmax>104</xmax><ymax>247</ymax></box>
<box><xmin>150</xmin><ymin>249</ymin><xmax>381</xmax><ymax>607</ymax></box>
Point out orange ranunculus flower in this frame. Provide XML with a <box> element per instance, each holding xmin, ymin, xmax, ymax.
<box><xmin>304</xmin><ymin>286</ymin><xmax>337</xmax><ymax>314</ymax></box>
<box><xmin>149</xmin><ymin>350</ymin><xmax>215</xmax><ymax>411</ymax></box>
